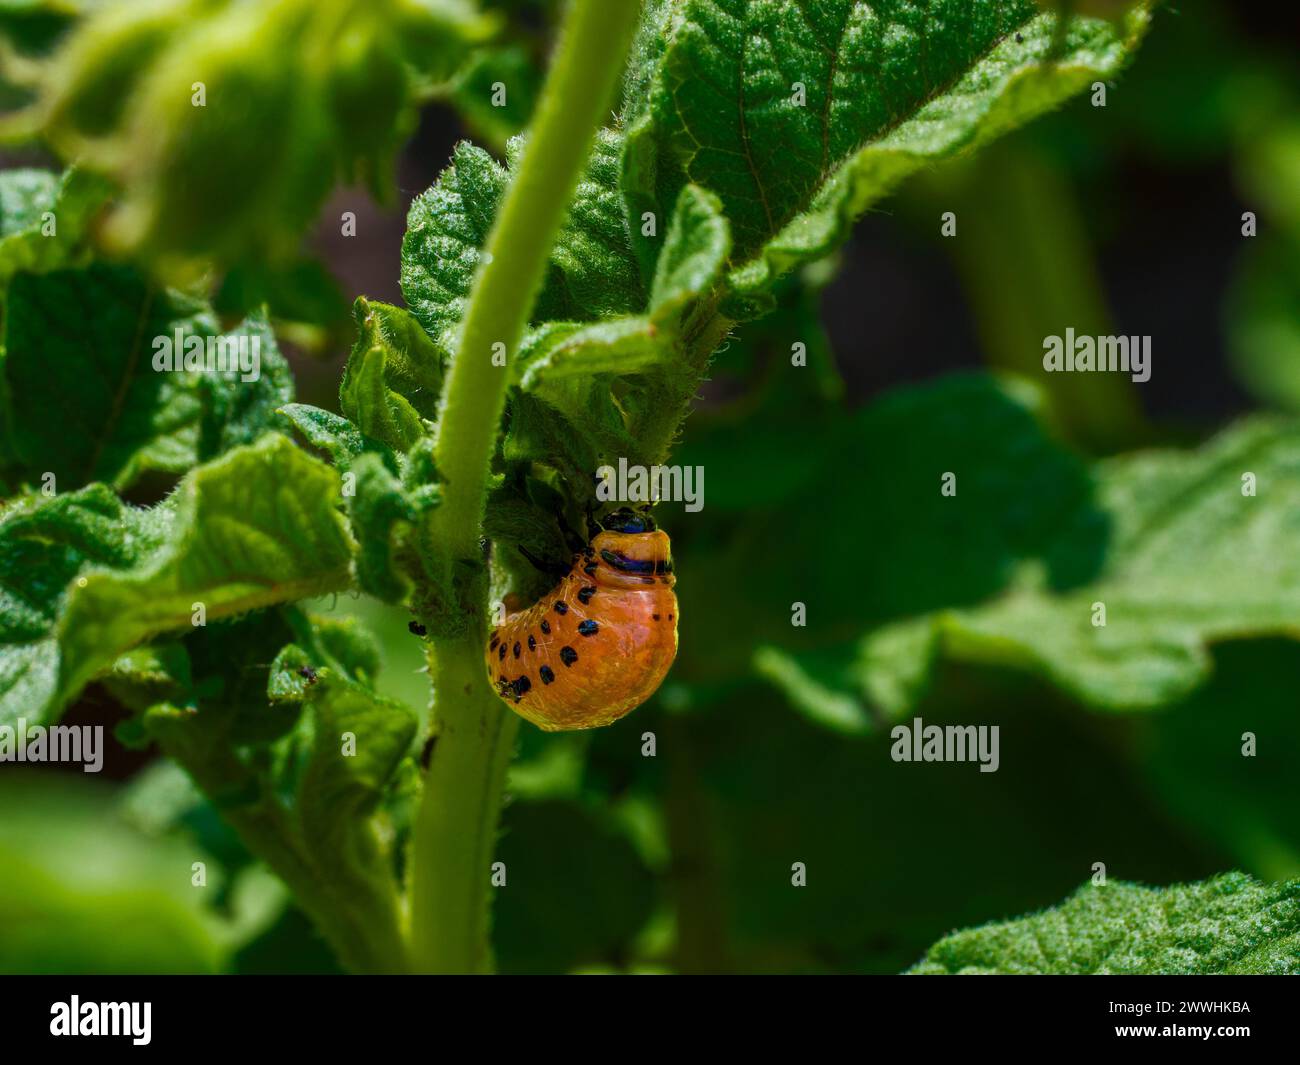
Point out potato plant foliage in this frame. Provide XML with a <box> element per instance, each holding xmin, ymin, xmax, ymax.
<box><xmin>0</xmin><ymin>0</ymin><xmax>1296</xmax><ymax>975</ymax></box>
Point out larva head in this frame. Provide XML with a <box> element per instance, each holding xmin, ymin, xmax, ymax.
<box><xmin>597</xmin><ymin>506</ymin><xmax>656</xmax><ymax>534</ymax></box>
<box><xmin>591</xmin><ymin>509</ymin><xmax>673</xmax><ymax>590</ymax></box>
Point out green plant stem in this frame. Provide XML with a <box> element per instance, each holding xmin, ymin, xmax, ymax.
<box><xmin>924</xmin><ymin>142</ymin><xmax>1148</xmax><ymax>454</ymax></box>
<box><xmin>407</xmin><ymin>0</ymin><xmax>643</xmax><ymax>974</ymax></box>
<box><xmin>409</xmin><ymin>634</ymin><xmax>519</xmax><ymax>973</ymax></box>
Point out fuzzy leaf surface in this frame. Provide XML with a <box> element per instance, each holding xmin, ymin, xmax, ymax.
<box><xmin>910</xmin><ymin>873</ymin><xmax>1300</xmax><ymax>975</ymax></box>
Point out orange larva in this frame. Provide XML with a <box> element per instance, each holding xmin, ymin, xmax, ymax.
<box><xmin>486</xmin><ymin>508</ymin><xmax>678</xmax><ymax>731</ymax></box>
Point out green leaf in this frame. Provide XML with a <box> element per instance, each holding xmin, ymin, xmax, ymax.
<box><xmin>755</xmin><ymin>620</ymin><xmax>938</xmax><ymax>734</ymax></box>
<box><xmin>394</xmin><ymin>0</ymin><xmax>502</xmax><ymax>91</ymax></box>
<box><xmin>401</xmin><ymin>129</ymin><xmax>645</xmax><ymax>349</ymax></box>
<box><xmin>743</xmin><ymin>375</ymin><xmax>1300</xmax><ymax>721</ymax></box>
<box><xmin>339</xmin><ymin>344</ymin><xmax>424</xmax><ymax>454</ymax></box>
<box><xmin>60</xmin><ymin>437</ymin><xmax>355</xmax><ymax>707</ymax></box>
<box><xmin>176</xmin><ymin>611</ymin><xmax>308</xmax><ymax>746</ymax></box>
<box><xmin>276</xmin><ymin>402</ymin><xmax>393</xmax><ymax>473</ymax></box>
<box><xmin>401</xmin><ymin>140</ymin><xmax>510</xmax><ymax>350</ymax></box>
<box><xmin>197</xmin><ymin>311</ymin><xmax>295</xmax><ymax>460</ymax></box>
<box><xmin>290</xmin><ymin>669</ymin><xmax>417</xmax><ymax>954</ymax></box>
<box><xmin>129</xmin><ymin>605</ymin><xmax>413</xmax><ymax>973</ymax></box>
<box><xmin>909</xmin><ymin>873</ymin><xmax>1300</xmax><ymax>975</ymax></box>
<box><xmin>268</xmin><ymin>641</ymin><xmax>320</xmax><ymax>705</ymax></box>
<box><xmin>686</xmin><ymin>373</ymin><xmax>1092</xmax><ymax>685</ymax></box>
<box><xmin>339</xmin><ymin>298</ymin><xmax>444</xmax><ymax>451</ymax></box>
<box><xmin>346</xmin><ymin>450</ymin><xmax>440</xmax><ymax>603</ymax></box>
<box><xmin>22</xmin><ymin>0</ymin><xmax>494</xmax><ymax>267</ymax></box>
<box><xmin>624</xmin><ymin>0</ymin><xmax>1151</xmax><ymax>314</ymax></box>
<box><xmin>753</xmin><ymin>644</ymin><xmax>873</xmax><ymax>735</ymax></box>
<box><xmin>42</xmin><ymin>1</ymin><xmax>323</xmax><ymax>263</ymax></box>
<box><xmin>28</xmin><ymin>0</ymin><xmax>195</xmax><ymax>143</ymax></box>
<box><xmin>0</xmin><ymin>168</ymin><xmax>58</xmax><ymax>236</ymax></box>
<box><xmin>481</xmin><ymin>473</ymin><xmax>574</xmax><ymax>581</ymax></box>
<box><xmin>516</xmin><ymin>316</ymin><xmax>666</xmax><ymax>390</ymax></box>
<box><xmin>1</xmin><ymin>264</ymin><xmax>217</xmax><ymax>490</ymax></box>
<box><xmin>868</xmin><ymin>417</ymin><xmax>1300</xmax><ymax>714</ymax></box>
<box><xmin>445</xmin><ymin>42</ymin><xmax>541</xmax><ymax>151</ymax></box>
<box><xmin>0</xmin><ymin>167</ymin><xmax>109</xmax><ymax>287</ymax></box>
<box><xmin>295</xmin><ymin>671</ymin><xmax>417</xmax><ymax>849</ymax></box>
<box><xmin>648</xmin><ymin>183</ymin><xmax>730</xmax><ymax>323</ymax></box>
<box><xmin>0</xmin><ymin>435</ymin><xmax>355</xmax><ymax>726</ymax></box>
<box><xmin>115</xmin><ymin>758</ymin><xmax>210</xmax><ymax>838</ymax></box>
<box><xmin>538</xmin><ymin>127</ymin><xmax>647</xmax><ymax>320</ymax></box>
<box><xmin>0</xmin><ymin>0</ymin><xmax>81</xmax><ymax>69</ymax></box>
<box><xmin>101</xmin><ymin>641</ymin><xmax>193</xmax><ymax>714</ymax></box>
<box><xmin>305</xmin><ymin>613</ymin><xmax>384</xmax><ymax>687</ymax></box>
<box><xmin>0</xmin><ymin>484</ymin><xmax>168</xmax><ymax>724</ymax></box>
<box><xmin>266</xmin><ymin>615</ymin><xmax>387</xmax><ymax>706</ymax></box>
<box><xmin>121</xmin><ymin>608</ymin><xmax>392</xmax><ymax>776</ymax></box>
<box><xmin>351</xmin><ymin>298</ymin><xmax>446</xmax><ymax>421</ymax></box>
<box><xmin>506</xmin><ymin>184</ymin><xmax>730</xmax><ymax>487</ymax></box>
<box><xmin>502</xmin><ymin>383</ymin><xmax>637</xmax><ymax>499</ymax></box>
<box><xmin>0</xmin><ymin>480</ymin><xmax>168</xmax><ymax>565</ymax></box>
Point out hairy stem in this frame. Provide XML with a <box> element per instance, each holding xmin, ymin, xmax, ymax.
<box><xmin>407</xmin><ymin>0</ymin><xmax>643</xmax><ymax>974</ymax></box>
<box><xmin>408</xmin><ymin>634</ymin><xmax>518</xmax><ymax>973</ymax></box>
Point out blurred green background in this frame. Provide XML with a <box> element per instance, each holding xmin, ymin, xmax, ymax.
<box><xmin>2</xmin><ymin>0</ymin><xmax>1299</xmax><ymax>973</ymax></box>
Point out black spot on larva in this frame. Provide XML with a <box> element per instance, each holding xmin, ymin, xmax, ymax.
<box><xmin>560</xmin><ymin>646</ymin><xmax>578</xmax><ymax>667</ymax></box>
<box><xmin>528</xmin><ymin>634</ymin><xmax>536</xmax><ymax>651</ymax></box>
<box><xmin>498</xmin><ymin>644</ymin><xmax>506</xmax><ymax>661</ymax></box>
<box><xmin>578</xmin><ymin>585</ymin><xmax>596</xmax><ymax>604</ymax></box>
<box><xmin>652</xmin><ymin>613</ymin><xmax>661</xmax><ymax>621</ymax></box>
<box><xmin>408</xmin><ymin>620</ymin><xmax>428</xmax><ymax>637</ymax></box>
<box><xmin>513</xmin><ymin>641</ymin><xmax>521</xmax><ymax>659</ymax></box>
<box><xmin>489</xmin><ymin>633</ymin><xmax>499</xmax><ymax>649</ymax></box>
<box><xmin>540</xmin><ymin>619</ymin><xmax>551</xmax><ymax>635</ymax></box>
<box><xmin>539</xmin><ymin>665</ymin><xmax>555</xmax><ymax>685</ymax></box>
<box><xmin>513</xmin><ymin>675</ymin><xmax>532</xmax><ymax>697</ymax></box>
<box><xmin>554</xmin><ymin>601</ymin><xmax>568</xmax><ymax>615</ymax></box>
<box><xmin>583</xmin><ymin>562</ymin><xmax>598</xmax><ymax>575</ymax></box>
<box><xmin>578</xmin><ymin>619</ymin><xmax>599</xmax><ymax>637</ymax></box>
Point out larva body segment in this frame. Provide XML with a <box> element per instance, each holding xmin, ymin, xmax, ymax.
<box><xmin>486</xmin><ymin>527</ymin><xmax>678</xmax><ymax>731</ymax></box>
